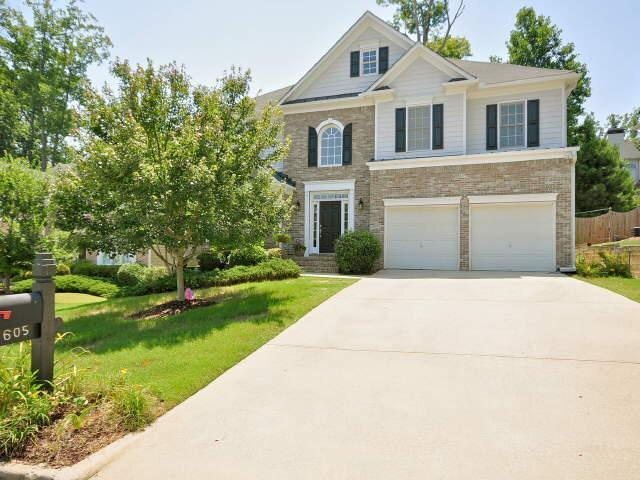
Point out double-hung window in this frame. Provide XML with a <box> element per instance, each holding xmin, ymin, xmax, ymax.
<box><xmin>499</xmin><ymin>101</ymin><xmax>525</xmax><ymax>148</ymax></box>
<box><xmin>362</xmin><ymin>49</ymin><xmax>377</xmax><ymax>75</ymax></box>
<box><xmin>407</xmin><ymin>105</ymin><xmax>431</xmax><ymax>151</ymax></box>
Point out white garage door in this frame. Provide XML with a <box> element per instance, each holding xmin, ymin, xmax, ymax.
<box><xmin>470</xmin><ymin>202</ymin><xmax>555</xmax><ymax>272</ymax></box>
<box><xmin>385</xmin><ymin>205</ymin><xmax>459</xmax><ymax>270</ymax></box>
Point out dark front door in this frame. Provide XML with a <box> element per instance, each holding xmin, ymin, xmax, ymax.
<box><xmin>319</xmin><ymin>201</ymin><xmax>342</xmax><ymax>253</ymax></box>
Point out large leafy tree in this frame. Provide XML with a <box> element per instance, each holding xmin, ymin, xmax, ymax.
<box><xmin>54</xmin><ymin>61</ymin><xmax>292</xmax><ymax>301</ymax></box>
<box><xmin>0</xmin><ymin>156</ymin><xmax>48</xmax><ymax>293</ymax></box>
<box><xmin>0</xmin><ymin>0</ymin><xmax>111</xmax><ymax>170</ymax></box>
<box><xmin>502</xmin><ymin>7</ymin><xmax>591</xmax><ymax>145</ymax></box>
<box><xmin>377</xmin><ymin>0</ymin><xmax>471</xmax><ymax>58</ymax></box>
<box><xmin>574</xmin><ymin>115</ymin><xmax>637</xmax><ymax>213</ymax></box>
<box><xmin>607</xmin><ymin>107</ymin><xmax>640</xmax><ymax>147</ymax></box>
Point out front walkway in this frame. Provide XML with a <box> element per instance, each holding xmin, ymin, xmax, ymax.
<box><xmin>95</xmin><ymin>271</ymin><xmax>640</xmax><ymax>479</ymax></box>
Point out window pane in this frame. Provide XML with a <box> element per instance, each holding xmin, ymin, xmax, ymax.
<box><xmin>362</xmin><ymin>49</ymin><xmax>377</xmax><ymax>74</ymax></box>
<box><xmin>499</xmin><ymin>101</ymin><xmax>525</xmax><ymax>148</ymax></box>
<box><xmin>408</xmin><ymin>105</ymin><xmax>431</xmax><ymax>151</ymax></box>
<box><xmin>320</xmin><ymin>126</ymin><xmax>342</xmax><ymax>166</ymax></box>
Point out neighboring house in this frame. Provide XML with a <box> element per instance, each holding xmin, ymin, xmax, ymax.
<box><xmin>606</xmin><ymin>128</ymin><xmax>640</xmax><ymax>184</ymax></box>
<box><xmin>262</xmin><ymin>11</ymin><xmax>579</xmax><ymax>273</ymax></box>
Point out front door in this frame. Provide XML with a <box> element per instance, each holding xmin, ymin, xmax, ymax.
<box><xmin>319</xmin><ymin>201</ymin><xmax>342</xmax><ymax>253</ymax></box>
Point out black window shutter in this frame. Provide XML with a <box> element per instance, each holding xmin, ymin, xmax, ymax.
<box><xmin>486</xmin><ymin>104</ymin><xmax>498</xmax><ymax>150</ymax></box>
<box><xmin>527</xmin><ymin>99</ymin><xmax>540</xmax><ymax>147</ymax></box>
<box><xmin>342</xmin><ymin>123</ymin><xmax>352</xmax><ymax>165</ymax></box>
<box><xmin>308</xmin><ymin>127</ymin><xmax>317</xmax><ymax>167</ymax></box>
<box><xmin>395</xmin><ymin>108</ymin><xmax>406</xmax><ymax>152</ymax></box>
<box><xmin>432</xmin><ymin>104</ymin><xmax>444</xmax><ymax>150</ymax></box>
<box><xmin>350</xmin><ymin>51</ymin><xmax>360</xmax><ymax>77</ymax></box>
<box><xmin>378</xmin><ymin>46</ymin><xmax>389</xmax><ymax>74</ymax></box>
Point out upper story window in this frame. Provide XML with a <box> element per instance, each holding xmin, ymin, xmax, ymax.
<box><xmin>407</xmin><ymin>105</ymin><xmax>431</xmax><ymax>151</ymax></box>
<box><xmin>362</xmin><ymin>49</ymin><xmax>377</xmax><ymax>75</ymax></box>
<box><xmin>320</xmin><ymin>125</ymin><xmax>343</xmax><ymax>166</ymax></box>
<box><xmin>500</xmin><ymin>101</ymin><xmax>525</xmax><ymax>148</ymax></box>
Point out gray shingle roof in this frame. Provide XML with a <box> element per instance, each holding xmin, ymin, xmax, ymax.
<box><xmin>448</xmin><ymin>58</ymin><xmax>574</xmax><ymax>84</ymax></box>
<box><xmin>255</xmin><ymin>85</ymin><xmax>292</xmax><ymax>112</ymax></box>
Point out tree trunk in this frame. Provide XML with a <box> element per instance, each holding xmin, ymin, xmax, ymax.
<box><xmin>40</xmin><ymin>130</ymin><xmax>48</xmax><ymax>171</ymax></box>
<box><xmin>175</xmin><ymin>256</ymin><xmax>185</xmax><ymax>301</ymax></box>
<box><xmin>2</xmin><ymin>276</ymin><xmax>10</xmax><ymax>295</ymax></box>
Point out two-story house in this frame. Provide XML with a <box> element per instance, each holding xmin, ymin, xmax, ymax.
<box><xmin>261</xmin><ymin>11</ymin><xmax>579</xmax><ymax>273</ymax></box>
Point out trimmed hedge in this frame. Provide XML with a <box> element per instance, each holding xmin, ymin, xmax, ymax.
<box><xmin>576</xmin><ymin>251</ymin><xmax>632</xmax><ymax>278</ymax></box>
<box><xmin>71</xmin><ymin>261</ymin><xmax>120</xmax><ymax>280</ymax></box>
<box><xmin>335</xmin><ymin>230</ymin><xmax>381</xmax><ymax>274</ymax></box>
<box><xmin>122</xmin><ymin>258</ymin><xmax>301</xmax><ymax>296</ymax></box>
<box><xmin>197</xmin><ymin>250</ymin><xmax>227</xmax><ymax>272</ymax></box>
<box><xmin>12</xmin><ymin>274</ymin><xmax>121</xmax><ymax>298</ymax></box>
<box><xmin>227</xmin><ymin>245</ymin><xmax>268</xmax><ymax>267</ymax></box>
<box><xmin>117</xmin><ymin>263</ymin><xmax>148</xmax><ymax>286</ymax></box>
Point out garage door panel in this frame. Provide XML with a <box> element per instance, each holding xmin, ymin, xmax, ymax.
<box><xmin>386</xmin><ymin>205</ymin><xmax>459</xmax><ymax>270</ymax></box>
<box><xmin>471</xmin><ymin>203</ymin><xmax>555</xmax><ymax>272</ymax></box>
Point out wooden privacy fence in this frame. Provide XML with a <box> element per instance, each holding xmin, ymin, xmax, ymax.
<box><xmin>576</xmin><ymin>207</ymin><xmax>640</xmax><ymax>245</ymax></box>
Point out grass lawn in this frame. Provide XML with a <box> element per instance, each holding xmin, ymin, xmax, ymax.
<box><xmin>56</xmin><ymin>292</ymin><xmax>105</xmax><ymax>312</ymax></box>
<box><xmin>53</xmin><ymin>277</ymin><xmax>355</xmax><ymax>409</ymax></box>
<box><xmin>577</xmin><ymin>276</ymin><xmax>640</xmax><ymax>303</ymax></box>
<box><xmin>594</xmin><ymin>237</ymin><xmax>640</xmax><ymax>248</ymax></box>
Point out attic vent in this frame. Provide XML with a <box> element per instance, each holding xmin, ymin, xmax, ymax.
<box><xmin>448</xmin><ymin>77</ymin><xmax>467</xmax><ymax>82</ymax></box>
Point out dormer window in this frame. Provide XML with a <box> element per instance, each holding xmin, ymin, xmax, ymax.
<box><xmin>362</xmin><ymin>49</ymin><xmax>377</xmax><ymax>75</ymax></box>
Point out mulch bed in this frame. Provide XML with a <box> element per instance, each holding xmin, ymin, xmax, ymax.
<box><xmin>14</xmin><ymin>404</ymin><xmax>129</xmax><ymax>468</ymax></box>
<box><xmin>129</xmin><ymin>298</ymin><xmax>217</xmax><ymax>320</ymax></box>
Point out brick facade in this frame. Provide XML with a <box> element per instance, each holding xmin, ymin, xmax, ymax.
<box><xmin>369</xmin><ymin>158</ymin><xmax>574</xmax><ymax>270</ymax></box>
<box><xmin>282</xmin><ymin>105</ymin><xmax>574</xmax><ymax>271</ymax></box>
<box><xmin>282</xmin><ymin>106</ymin><xmax>374</xmax><ymax>247</ymax></box>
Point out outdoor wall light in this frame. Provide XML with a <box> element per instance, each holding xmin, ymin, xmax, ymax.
<box><xmin>296</xmin><ymin>200</ymin><xmax>301</xmax><ymax>209</ymax></box>
<box><xmin>358</xmin><ymin>198</ymin><xmax>364</xmax><ymax>209</ymax></box>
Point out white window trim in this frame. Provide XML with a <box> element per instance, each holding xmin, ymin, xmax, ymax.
<box><xmin>406</xmin><ymin>104</ymin><xmax>433</xmax><ymax>152</ymax></box>
<box><xmin>317</xmin><ymin>120</ymin><xmax>344</xmax><ymax>168</ymax></box>
<box><xmin>304</xmin><ymin>180</ymin><xmax>355</xmax><ymax>256</ymax></box>
<box><xmin>497</xmin><ymin>99</ymin><xmax>527</xmax><ymax>151</ymax></box>
<box><xmin>361</xmin><ymin>47</ymin><xmax>378</xmax><ymax>76</ymax></box>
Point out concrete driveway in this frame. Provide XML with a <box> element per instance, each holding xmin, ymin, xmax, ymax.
<box><xmin>95</xmin><ymin>272</ymin><xmax>640</xmax><ymax>479</ymax></box>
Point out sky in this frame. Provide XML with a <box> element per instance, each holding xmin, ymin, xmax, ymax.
<box><xmin>19</xmin><ymin>0</ymin><xmax>640</xmax><ymax>124</ymax></box>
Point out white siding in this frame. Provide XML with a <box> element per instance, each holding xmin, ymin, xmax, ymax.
<box><xmin>466</xmin><ymin>88</ymin><xmax>564</xmax><ymax>154</ymax></box>
<box><xmin>376</xmin><ymin>59</ymin><xmax>464</xmax><ymax>159</ymax></box>
<box><xmin>294</xmin><ymin>27</ymin><xmax>409</xmax><ymax>100</ymax></box>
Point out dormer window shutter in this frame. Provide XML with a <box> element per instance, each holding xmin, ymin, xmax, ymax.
<box><xmin>308</xmin><ymin>127</ymin><xmax>318</xmax><ymax>167</ymax></box>
<box><xmin>342</xmin><ymin>123</ymin><xmax>352</xmax><ymax>165</ymax></box>
<box><xmin>432</xmin><ymin>104</ymin><xmax>444</xmax><ymax>150</ymax></box>
<box><xmin>395</xmin><ymin>108</ymin><xmax>406</xmax><ymax>152</ymax></box>
<box><xmin>527</xmin><ymin>99</ymin><xmax>540</xmax><ymax>147</ymax></box>
<box><xmin>350</xmin><ymin>51</ymin><xmax>360</xmax><ymax>77</ymax></box>
<box><xmin>378</xmin><ymin>46</ymin><xmax>389</xmax><ymax>74</ymax></box>
<box><xmin>486</xmin><ymin>104</ymin><xmax>498</xmax><ymax>150</ymax></box>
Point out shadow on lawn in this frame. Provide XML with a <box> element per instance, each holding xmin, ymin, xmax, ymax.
<box><xmin>56</xmin><ymin>286</ymin><xmax>292</xmax><ymax>355</ymax></box>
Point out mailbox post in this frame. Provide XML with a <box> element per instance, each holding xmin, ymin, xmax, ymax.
<box><xmin>31</xmin><ymin>253</ymin><xmax>57</xmax><ymax>386</ymax></box>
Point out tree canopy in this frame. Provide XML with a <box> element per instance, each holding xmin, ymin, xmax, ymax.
<box><xmin>501</xmin><ymin>7</ymin><xmax>591</xmax><ymax>145</ymax></box>
<box><xmin>574</xmin><ymin>115</ymin><xmax>638</xmax><ymax>213</ymax></box>
<box><xmin>377</xmin><ymin>0</ymin><xmax>471</xmax><ymax>59</ymax></box>
<box><xmin>607</xmin><ymin>106</ymin><xmax>640</xmax><ymax>147</ymax></box>
<box><xmin>0</xmin><ymin>156</ymin><xmax>48</xmax><ymax>293</ymax></box>
<box><xmin>0</xmin><ymin>0</ymin><xmax>111</xmax><ymax>170</ymax></box>
<box><xmin>54</xmin><ymin>62</ymin><xmax>292</xmax><ymax>300</ymax></box>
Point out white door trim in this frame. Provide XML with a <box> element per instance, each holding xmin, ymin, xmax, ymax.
<box><xmin>304</xmin><ymin>180</ymin><xmax>355</xmax><ymax>256</ymax></box>
<box><xmin>468</xmin><ymin>193</ymin><xmax>558</xmax><ymax>204</ymax></box>
<box><xmin>383</xmin><ymin>196</ymin><xmax>462</xmax><ymax>207</ymax></box>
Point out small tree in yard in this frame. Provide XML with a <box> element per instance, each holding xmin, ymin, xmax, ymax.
<box><xmin>54</xmin><ymin>61</ymin><xmax>292</xmax><ymax>300</ymax></box>
<box><xmin>0</xmin><ymin>156</ymin><xmax>48</xmax><ymax>293</ymax></box>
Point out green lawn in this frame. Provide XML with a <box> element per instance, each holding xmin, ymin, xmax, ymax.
<box><xmin>53</xmin><ymin>277</ymin><xmax>355</xmax><ymax>409</ymax></box>
<box><xmin>594</xmin><ymin>237</ymin><xmax>640</xmax><ymax>248</ymax></box>
<box><xmin>577</xmin><ymin>276</ymin><xmax>640</xmax><ymax>303</ymax></box>
<box><xmin>56</xmin><ymin>292</ymin><xmax>105</xmax><ymax>312</ymax></box>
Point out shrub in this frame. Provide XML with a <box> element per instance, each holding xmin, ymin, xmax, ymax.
<box><xmin>266</xmin><ymin>247</ymin><xmax>285</xmax><ymax>259</ymax></box>
<box><xmin>274</xmin><ymin>233</ymin><xmax>291</xmax><ymax>244</ymax></box>
<box><xmin>121</xmin><ymin>258</ymin><xmax>301</xmax><ymax>296</ymax></box>
<box><xmin>12</xmin><ymin>274</ymin><xmax>121</xmax><ymax>298</ymax></box>
<box><xmin>56</xmin><ymin>263</ymin><xmax>71</xmax><ymax>276</ymax></box>
<box><xmin>227</xmin><ymin>245</ymin><xmax>268</xmax><ymax>267</ymax></box>
<box><xmin>576</xmin><ymin>251</ymin><xmax>632</xmax><ymax>278</ymax></box>
<box><xmin>197</xmin><ymin>250</ymin><xmax>226</xmax><ymax>272</ymax></box>
<box><xmin>117</xmin><ymin>263</ymin><xmax>147</xmax><ymax>286</ymax></box>
<box><xmin>335</xmin><ymin>230</ymin><xmax>381</xmax><ymax>274</ymax></box>
<box><xmin>71</xmin><ymin>260</ymin><xmax>119</xmax><ymax>280</ymax></box>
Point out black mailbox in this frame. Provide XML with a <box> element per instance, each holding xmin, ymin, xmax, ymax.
<box><xmin>0</xmin><ymin>292</ymin><xmax>43</xmax><ymax>346</ymax></box>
